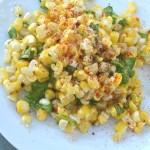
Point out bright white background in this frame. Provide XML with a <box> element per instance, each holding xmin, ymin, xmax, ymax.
<box><xmin>0</xmin><ymin>0</ymin><xmax>150</xmax><ymax>150</ymax></box>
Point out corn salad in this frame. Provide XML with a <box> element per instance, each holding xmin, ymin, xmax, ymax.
<box><xmin>1</xmin><ymin>0</ymin><xmax>150</xmax><ymax>141</ymax></box>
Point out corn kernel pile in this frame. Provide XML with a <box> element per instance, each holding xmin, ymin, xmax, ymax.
<box><xmin>1</xmin><ymin>0</ymin><xmax>150</xmax><ymax>141</ymax></box>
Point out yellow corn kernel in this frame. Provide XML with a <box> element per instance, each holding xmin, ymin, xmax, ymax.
<box><xmin>0</xmin><ymin>68</ymin><xmax>8</xmax><ymax>84</ymax></box>
<box><xmin>80</xmin><ymin>81</ymin><xmax>90</xmax><ymax>92</ymax></box>
<box><xmin>110</xmin><ymin>31</ymin><xmax>119</xmax><ymax>43</ymax></box>
<box><xmin>74</xmin><ymin>70</ymin><xmax>88</xmax><ymax>81</ymax></box>
<box><xmin>15</xmin><ymin>61</ymin><xmax>29</xmax><ymax>70</ymax></box>
<box><xmin>58</xmin><ymin>92</ymin><xmax>75</xmax><ymax>106</ymax></box>
<box><xmin>16</xmin><ymin>100</ymin><xmax>30</xmax><ymax>115</ymax></box>
<box><xmin>98</xmin><ymin>112</ymin><xmax>109</xmax><ymax>124</ymax></box>
<box><xmin>87</xmin><ymin>77</ymin><xmax>100</xmax><ymax>89</ymax></box>
<box><xmin>102</xmin><ymin>37</ymin><xmax>112</xmax><ymax>48</ymax></box>
<box><xmin>39</xmin><ymin>49</ymin><xmax>53</xmax><ymax>66</ymax></box>
<box><xmin>22</xmin><ymin>114</ymin><xmax>32</xmax><ymax>126</ymax></box>
<box><xmin>128</xmin><ymin>2</ymin><xmax>137</xmax><ymax>14</ymax></box>
<box><xmin>129</xmin><ymin>101</ymin><xmax>137</xmax><ymax>112</ymax></box>
<box><xmin>100</xmin><ymin>16</ymin><xmax>113</xmax><ymax>32</ymax></box>
<box><xmin>35</xmin><ymin>64</ymin><xmax>49</xmax><ymax>82</ymax></box>
<box><xmin>3</xmin><ymin>80</ymin><xmax>21</xmax><ymax>93</ymax></box>
<box><xmin>140</xmin><ymin>111</ymin><xmax>150</xmax><ymax>125</ymax></box>
<box><xmin>78</xmin><ymin>120</ymin><xmax>91</xmax><ymax>133</ymax></box>
<box><xmin>136</xmin><ymin>59</ymin><xmax>144</xmax><ymax>67</ymax></box>
<box><xmin>7</xmin><ymin>92</ymin><xmax>18</xmax><ymax>102</ymax></box>
<box><xmin>59</xmin><ymin>119</ymin><xmax>68</xmax><ymax>131</ymax></box>
<box><xmin>36</xmin><ymin>108</ymin><xmax>48</xmax><ymax>121</ymax></box>
<box><xmin>65</xmin><ymin>123</ymin><xmax>75</xmax><ymax>133</ymax></box>
<box><xmin>77</xmin><ymin>105</ymin><xmax>98</xmax><ymax>123</ymax></box>
<box><xmin>124</xmin><ymin>37</ymin><xmax>135</xmax><ymax>46</ymax></box>
<box><xmin>13</xmin><ymin>18</ymin><xmax>23</xmax><ymax>31</ymax></box>
<box><xmin>45</xmin><ymin>89</ymin><xmax>55</xmax><ymax>100</ymax></box>
<box><xmin>134</xmin><ymin>122</ymin><xmax>145</xmax><ymax>134</ymax></box>
<box><xmin>28</xmin><ymin>23</ymin><xmax>37</xmax><ymax>33</ymax></box>
<box><xmin>51</xmin><ymin>61</ymin><xmax>63</xmax><ymax>76</ymax></box>
<box><xmin>55</xmin><ymin>80</ymin><xmax>62</xmax><ymax>90</ymax></box>
<box><xmin>127</xmin><ymin>16</ymin><xmax>140</xmax><ymax>28</ymax></box>
<box><xmin>45</xmin><ymin>1</ymin><xmax>56</xmax><ymax>9</ymax></box>
<box><xmin>113</xmin><ymin>121</ymin><xmax>127</xmax><ymax>142</ymax></box>
<box><xmin>113</xmin><ymin>133</ymin><xmax>122</xmax><ymax>142</ymax></box>
<box><xmin>110</xmin><ymin>107</ymin><xmax>117</xmax><ymax>118</ymax></box>
<box><xmin>113</xmin><ymin>73</ymin><xmax>122</xmax><ymax>86</ymax></box>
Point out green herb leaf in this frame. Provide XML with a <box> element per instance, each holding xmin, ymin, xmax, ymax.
<box><xmin>125</xmin><ymin>57</ymin><xmax>136</xmax><ymax>69</ymax></box>
<box><xmin>37</xmin><ymin>103</ymin><xmax>52</xmax><ymax>113</ymax></box>
<box><xmin>25</xmin><ymin>81</ymin><xmax>48</xmax><ymax>110</ymax></box>
<box><xmin>8</xmin><ymin>27</ymin><xmax>17</xmax><ymax>39</ymax></box>
<box><xmin>84</xmin><ymin>10</ymin><xmax>96</xmax><ymax>17</ymax></box>
<box><xmin>112</xmin><ymin>57</ymin><xmax>136</xmax><ymax>84</ymax></box>
<box><xmin>112</xmin><ymin>14</ymin><xmax>118</xmax><ymax>24</ymax></box>
<box><xmin>124</xmin><ymin>102</ymin><xmax>129</xmax><ymax>109</ymax></box>
<box><xmin>89</xmin><ymin>23</ymin><xmax>99</xmax><ymax>32</ymax></box>
<box><xmin>37</xmin><ymin>45</ymin><xmax>43</xmax><ymax>54</ymax></box>
<box><xmin>65</xmin><ymin>65</ymin><xmax>76</xmax><ymax>74</ymax></box>
<box><xmin>40</xmin><ymin>6</ymin><xmax>48</xmax><ymax>11</ymax></box>
<box><xmin>139</xmin><ymin>32</ymin><xmax>148</xmax><ymax>39</ymax></box>
<box><xmin>103</xmin><ymin>6</ymin><xmax>114</xmax><ymax>16</ymax></box>
<box><xmin>115</xmin><ymin>105</ymin><xmax>124</xmax><ymax>115</ymax></box>
<box><xmin>118</xmin><ymin>18</ymin><xmax>128</xmax><ymax>27</ymax></box>
<box><xmin>20</xmin><ymin>48</ymin><xmax>36</xmax><ymax>61</ymax></box>
<box><xmin>103</xmin><ymin>6</ymin><xmax>118</xmax><ymax>24</ymax></box>
<box><xmin>121</xmin><ymin>72</ymin><xmax>129</xmax><ymax>84</ymax></box>
<box><xmin>49</xmin><ymin>67</ymin><xmax>56</xmax><ymax>86</ymax></box>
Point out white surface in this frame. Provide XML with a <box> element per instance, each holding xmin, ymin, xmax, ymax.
<box><xmin>0</xmin><ymin>0</ymin><xmax>150</xmax><ymax>150</ymax></box>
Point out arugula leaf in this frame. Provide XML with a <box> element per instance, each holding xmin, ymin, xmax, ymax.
<box><xmin>89</xmin><ymin>23</ymin><xmax>99</xmax><ymax>32</ymax></box>
<box><xmin>20</xmin><ymin>48</ymin><xmax>36</xmax><ymax>61</ymax></box>
<box><xmin>139</xmin><ymin>32</ymin><xmax>148</xmax><ymax>39</ymax></box>
<box><xmin>84</xmin><ymin>10</ymin><xmax>96</xmax><ymax>16</ymax></box>
<box><xmin>65</xmin><ymin>65</ymin><xmax>76</xmax><ymax>74</ymax></box>
<box><xmin>115</xmin><ymin>105</ymin><xmax>124</xmax><ymax>115</ymax></box>
<box><xmin>25</xmin><ymin>81</ymin><xmax>49</xmax><ymax>110</ymax></box>
<box><xmin>118</xmin><ymin>18</ymin><xmax>128</xmax><ymax>27</ymax></box>
<box><xmin>112</xmin><ymin>57</ymin><xmax>136</xmax><ymax>84</ymax></box>
<box><xmin>103</xmin><ymin>6</ymin><xmax>114</xmax><ymax>16</ymax></box>
<box><xmin>8</xmin><ymin>27</ymin><xmax>17</xmax><ymax>39</ymax></box>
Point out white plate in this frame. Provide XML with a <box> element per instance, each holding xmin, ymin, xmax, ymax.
<box><xmin>0</xmin><ymin>0</ymin><xmax>150</xmax><ymax>150</ymax></box>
